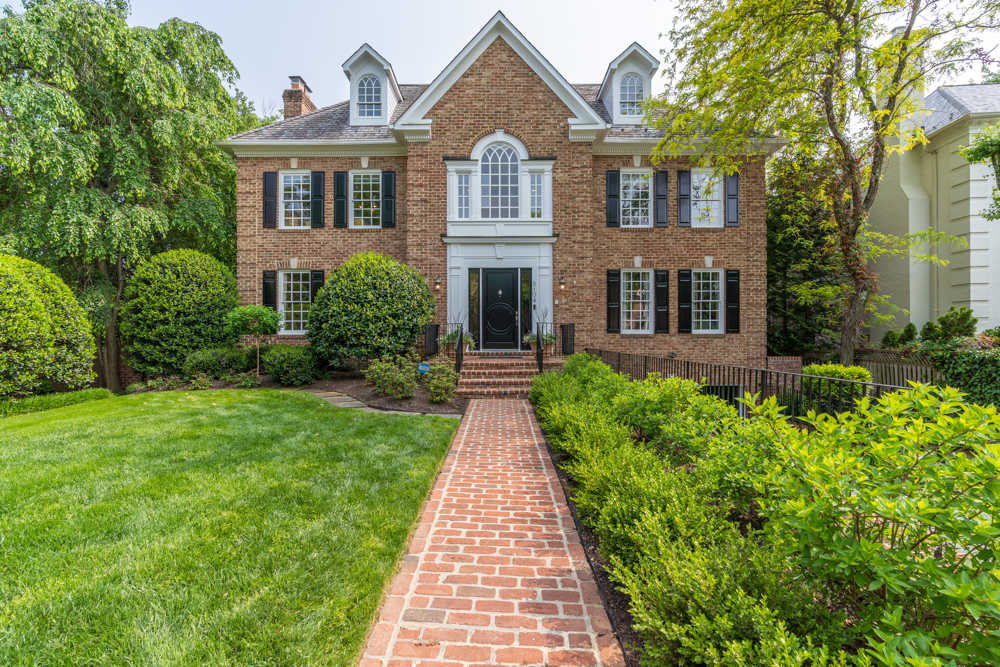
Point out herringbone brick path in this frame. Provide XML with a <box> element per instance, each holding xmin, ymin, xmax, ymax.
<box><xmin>360</xmin><ymin>399</ymin><xmax>625</xmax><ymax>667</ymax></box>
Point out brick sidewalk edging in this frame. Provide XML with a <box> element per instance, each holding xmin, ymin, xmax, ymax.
<box><xmin>360</xmin><ymin>399</ymin><xmax>626</xmax><ymax>667</ymax></box>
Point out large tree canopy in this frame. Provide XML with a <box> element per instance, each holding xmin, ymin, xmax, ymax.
<box><xmin>652</xmin><ymin>0</ymin><xmax>998</xmax><ymax>363</ymax></box>
<box><xmin>0</xmin><ymin>0</ymin><xmax>269</xmax><ymax>389</ymax></box>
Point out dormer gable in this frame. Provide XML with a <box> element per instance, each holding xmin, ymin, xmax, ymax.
<box><xmin>342</xmin><ymin>44</ymin><xmax>403</xmax><ymax>127</ymax></box>
<box><xmin>598</xmin><ymin>43</ymin><xmax>659</xmax><ymax>126</ymax></box>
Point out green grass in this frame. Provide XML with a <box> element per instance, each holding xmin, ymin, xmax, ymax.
<box><xmin>0</xmin><ymin>387</ymin><xmax>113</xmax><ymax>418</ymax></box>
<box><xmin>0</xmin><ymin>389</ymin><xmax>458</xmax><ymax>665</ymax></box>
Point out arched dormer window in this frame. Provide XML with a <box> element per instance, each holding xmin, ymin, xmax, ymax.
<box><xmin>620</xmin><ymin>73</ymin><xmax>643</xmax><ymax>116</ymax></box>
<box><xmin>358</xmin><ymin>75</ymin><xmax>382</xmax><ymax>117</ymax></box>
<box><xmin>480</xmin><ymin>144</ymin><xmax>519</xmax><ymax>219</ymax></box>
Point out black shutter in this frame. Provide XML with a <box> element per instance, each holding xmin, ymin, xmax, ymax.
<box><xmin>654</xmin><ymin>270</ymin><xmax>669</xmax><ymax>333</ymax></box>
<box><xmin>606</xmin><ymin>170</ymin><xmax>620</xmax><ymax>227</ymax></box>
<box><xmin>263</xmin><ymin>271</ymin><xmax>277</xmax><ymax>310</ymax></box>
<box><xmin>655</xmin><ymin>171</ymin><xmax>669</xmax><ymax>226</ymax></box>
<box><xmin>725</xmin><ymin>172</ymin><xmax>740</xmax><ymax>226</ymax></box>
<box><xmin>310</xmin><ymin>270</ymin><xmax>325</xmax><ymax>303</ymax></box>
<box><xmin>607</xmin><ymin>269</ymin><xmax>621</xmax><ymax>333</ymax></box>
<box><xmin>263</xmin><ymin>172</ymin><xmax>277</xmax><ymax>228</ymax></box>
<box><xmin>677</xmin><ymin>170</ymin><xmax>691</xmax><ymax>227</ymax></box>
<box><xmin>381</xmin><ymin>171</ymin><xmax>396</xmax><ymax>228</ymax></box>
<box><xmin>678</xmin><ymin>269</ymin><xmax>692</xmax><ymax>333</ymax></box>
<box><xmin>334</xmin><ymin>171</ymin><xmax>348</xmax><ymax>227</ymax></box>
<box><xmin>726</xmin><ymin>269</ymin><xmax>740</xmax><ymax>333</ymax></box>
<box><xmin>310</xmin><ymin>171</ymin><xmax>325</xmax><ymax>228</ymax></box>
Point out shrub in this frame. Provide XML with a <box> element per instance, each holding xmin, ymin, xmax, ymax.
<box><xmin>920</xmin><ymin>337</ymin><xmax>1000</xmax><ymax>407</ymax></box>
<box><xmin>365</xmin><ymin>359</ymin><xmax>417</xmax><ymax>399</ymax></box>
<box><xmin>188</xmin><ymin>373</ymin><xmax>212</xmax><ymax>390</ymax></box>
<box><xmin>0</xmin><ymin>256</ymin><xmax>95</xmax><ymax>398</ymax></box>
<box><xmin>757</xmin><ymin>385</ymin><xmax>1000</xmax><ymax>666</ymax></box>
<box><xmin>182</xmin><ymin>347</ymin><xmax>250</xmax><ymax>379</ymax></box>
<box><xmin>226</xmin><ymin>305</ymin><xmax>281</xmax><ymax>375</ymax></box>
<box><xmin>145</xmin><ymin>377</ymin><xmax>165</xmax><ymax>390</ymax></box>
<box><xmin>307</xmin><ymin>253</ymin><xmax>435</xmax><ymax>365</ymax></box>
<box><xmin>424</xmin><ymin>364</ymin><xmax>459</xmax><ymax>403</ymax></box>
<box><xmin>163</xmin><ymin>377</ymin><xmax>184</xmax><ymax>390</ymax></box>
<box><xmin>0</xmin><ymin>388</ymin><xmax>113</xmax><ymax>418</ymax></box>
<box><xmin>897</xmin><ymin>321</ymin><xmax>917</xmax><ymax>345</ymax></box>
<box><xmin>235</xmin><ymin>372</ymin><xmax>262</xmax><ymax>388</ymax></box>
<box><xmin>262</xmin><ymin>345</ymin><xmax>317</xmax><ymax>386</ymax></box>
<box><xmin>125</xmin><ymin>383</ymin><xmax>145</xmax><ymax>394</ymax></box>
<box><xmin>920</xmin><ymin>306</ymin><xmax>978</xmax><ymax>343</ymax></box>
<box><xmin>119</xmin><ymin>250</ymin><xmax>239</xmax><ymax>375</ymax></box>
<box><xmin>879</xmin><ymin>329</ymin><xmax>899</xmax><ymax>349</ymax></box>
<box><xmin>984</xmin><ymin>326</ymin><xmax>1000</xmax><ymax>339</ymax></box>
<box><xmin>800</xmin><ymin>363</ymin><xmax>872</xmax><ymax>413</ymax></box>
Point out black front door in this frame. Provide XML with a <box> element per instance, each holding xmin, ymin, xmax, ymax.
<box><xmin>482</xmin><ymin>269</ymin><xmax>519</xmax><ymax>349</ymax></box>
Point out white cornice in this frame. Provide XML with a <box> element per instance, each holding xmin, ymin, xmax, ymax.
<box><xmin>441</xmin><ymin>235</ymin><xmax>559</xmax><ymax>244</ymax></box>
<box><xmin>216</xmin><ymin>139</ymin><xmax>406</xmax><ymax>158</ymax></box>
<box><xmin>592</xmin><ymin>136</ymin><xmax>789</xmax><ymax>157</ymax></box>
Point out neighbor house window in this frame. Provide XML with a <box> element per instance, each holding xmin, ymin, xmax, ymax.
<box><xmin>621</xmin><ymin>269</ymin><xmax>652</xmax><ymax>333</ymax></box>
<box><xmin>621</xmin><ymin>171</ymin><xmax>652</xmax><ymax>227</ymax></box>
<box><xmin>281</xmin><ymin>172</ymin><xmax>311</xmax><ymax>228</ymax></box>
<box><xmin>692</xmin><ymin>269</ymin><xmax>722</xmax><ymax>333</ymax></box>
<box><xmin>480</xmin><ymin>144</ymin><xmax>519</xmax><ymax>219</ymax></box>
<box><xmin>357</xmin><ymin>75</ymin><xmax>382</xmax><ymax>117</ymax></box>
<box><xmin>620</xmin><ymin>73</ymin><xmax>644</xmax><ymax>116</ymax></box>
<box><xmin>530</xmin><ymin>173</ymin><xmax>543</xmax><ymax>219</ymax></box>
<box><xmin>351</xmin><ymin>172</ymin><xmax>381</xmax><ymax>227</ymax></box>
<box><xmin>457</xmin><ymin>173</ymin><xmax>471</xmax><ymax>219</ymax></box>
<box><xmin>692</xmin><ymin>169</ymin><xmax>723</xmax><ymax>228</ymax></box>
<box><xmin>280</xmin><ymin>271</ymin><xmax>311</xmax><ymax>333</ymax></box>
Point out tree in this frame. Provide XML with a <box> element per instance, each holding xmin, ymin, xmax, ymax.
<box><xmin>960</xmin><ymin>122</ymin><xmax>1000</xmax><ymax>221</ymax></box>
<box><xmin>651</xmin><ymin>0</ymin><xmax>998</xmax><ymax>364</ymax></box>
<box><xmin>226</xmin><ymin>306</ymin><xmax>281</xmax><ymax>375</ymax></box>
<box><xmin>0</xmin><ymin>0</ymin><xmax>272</xmax><ymax>390</ymax></box>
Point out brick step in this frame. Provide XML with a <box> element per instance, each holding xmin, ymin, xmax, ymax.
<box><xmin>460</xmin><ymin>368</ymin><xmax>540</xmax><ymax>378</ymax></box>
<box><xmin>458</xmin><ymin>380</ymin><xmax>534</xmax><ymax>390</ymax></box>
<box><xmin>459</xmin><ymin>359</ymin><xmax>563</xmax><ymax>369</ymax></box>
<box><xmin>456</xmin><ymin>387</ymin><xmax>531</xmax><ymax>398</ymax></box>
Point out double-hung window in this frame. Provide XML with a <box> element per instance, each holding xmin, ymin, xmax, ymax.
<box><xmin>692</xmin><ymin>169</ymin><xmax>723</xmax><ymax>228</ymax></box>
<box><xmin>280</xmin><ymin>271</ymin><xmax>312</xmax><ymax>333</ymax></box>
<box><xmin>281</xmin><ymin>172</ymin><xmax>311</xmax><ymax>228</ymax></box>
<box><xmin>621</xmin><ymin>171</ymin><xmax>652</xmax><ymax>227</ymax></box>
<box><xmin>351</xmin><ymin>171</ymin><xmax>381</xmax><ymax>227</ymax></box>
<box><xmin>357</xmin><ymin>75</ymin><xmax>382</xmax><ymax>117</ymax></box>
<box><xmin>457</xmin><ymin>173</ymin><xmax>471</xmax><ymax>219</ymax></box>
<box><xmin>621</xmin><ymin>269</ymin><xmax>652</xmax><ymax>333</ymax></box>
<box><xmin>692</xmin><ymin>269</ymin><xmax>722</xmax><ymax>333</ymax></box>
<box><xmin>620</xmin><ymin>73</ymin><xmax>644</xmax><ymax>116</ymax></box>
<box><xmin>529</xmin><ymin>173</ymin><xmax>543</xmax><ymax>219</ymax></box>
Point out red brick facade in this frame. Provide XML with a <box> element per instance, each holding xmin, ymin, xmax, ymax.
<box><xmin>233</xmin><ymin>37</ymin><xmax>768</xmax><ymax>367</ymax></box>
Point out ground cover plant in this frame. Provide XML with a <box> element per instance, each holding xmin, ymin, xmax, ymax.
<box><xmin>0</xmin><ymin>390</ymin><xmax>458</xmax><ymax>664</ymax></box>
<box><xmin>0</xmin><ymin>388</ymin><xmax>112</xmax><ymax>418</ymax></box>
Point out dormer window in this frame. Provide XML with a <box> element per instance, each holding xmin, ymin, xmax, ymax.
<box><xmin>480</xmin><ymin>144</ymin><xmax>520</xmax><ymax>219</ymax></box>
<box><xmin>357</xmin><ymin>75</ymin><xmax>382</xmax><ymax>117</ymax></box>
<box><xmin>620</xmin><ymin>74</ymin><xmax>643</xmax><ymax>116</ymax></box>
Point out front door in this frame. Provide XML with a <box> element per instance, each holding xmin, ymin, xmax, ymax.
<box><xmin>482</xmin><ymin>269</ymin><xmax>519</xmax><ymax>349</ymax></box>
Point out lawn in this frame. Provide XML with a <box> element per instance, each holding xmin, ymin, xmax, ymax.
<box><xmin>0</xmin><ymin>389</ymin><xmax>458</xmax><ymax>665</ymax></box>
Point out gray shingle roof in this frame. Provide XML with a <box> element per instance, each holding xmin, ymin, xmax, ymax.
<box><xmin>571</xmin><ymin>83</ymin><xmax>666</xmax><ymax>139</ymax></box>
<box><xmin>924</xmin><ymin>84</ymin><xmax>1000</xmax><ymax>135</ymax></box>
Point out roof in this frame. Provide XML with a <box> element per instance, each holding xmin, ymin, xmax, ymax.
<box><xmin>924</xmin><ymin>84</ymin><xmax>1000</xmax><ymax>135</ymax></box>
<box><xmin>572</xmin><ymin>84</ymin><xmax>666</xmax><ymax>139</ymax></box>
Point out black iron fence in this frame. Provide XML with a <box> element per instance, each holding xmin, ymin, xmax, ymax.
<box><xmin>424</xmin><ymin>324</ymin><xmax>439</xmax><ymax>359</ymax></box>
<box><xmin>584</xmin><ymin>348</ymin><xmax>908</xmax><ymax>420</ymax></box>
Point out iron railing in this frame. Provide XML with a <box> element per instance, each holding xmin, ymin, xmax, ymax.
<box><xmin>424</xmin><ymin>323</ymin><xmax>439</xmax><ymax>359</ymax></box>
<box><xmin>560</xmin><ymin>323</ymin><xmax>575</xmax><ymax>356</ymax></box>
<box><xmin>584</xmin><ymin>348</ymin><xmax>908</xmax><ymax>420</ymax></box>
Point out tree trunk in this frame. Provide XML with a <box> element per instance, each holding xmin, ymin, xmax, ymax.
<box><xmin>838</xmin><ymin>287</ymin><xmax>869</xmax><ymax>367</ymax></box>
<box><xmin>97</xmin><ymin>257</ymin><xmax>125</xmax><ymax>393</ymax></box>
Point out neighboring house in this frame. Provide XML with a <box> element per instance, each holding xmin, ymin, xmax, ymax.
<box><xmin>869</xmin><ymin>83</ymin><xmax>1000</xmax><ymax>336</ymax></box>
<box><xmin>218</xmin><ymin>12</ymin><xmax>781</xmax><ymax>367</ymax></box>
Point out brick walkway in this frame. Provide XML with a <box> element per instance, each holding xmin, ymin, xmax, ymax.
<box><xmin>360</xmin><ymin>399</ymin><xmax>625</xmax><ymax>667</ymax></box>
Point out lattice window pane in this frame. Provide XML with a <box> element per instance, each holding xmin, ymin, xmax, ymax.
<box><xmin>357</xmin><ymin>75</ymin><xmax>382</xmax><ymax>117</ymax></box>
<box><xmin>693</xmin><ymin>270</ymin><xmax>722</xmax><ymax>332</ymax></box>
<box><xmin>620</xmin><ymin>172</ymin><xmax>651</xmax><ymax>227</ymax></box>
<box><xmin>282</xmin><ymin>173</ymin><xmax>311</xmax><ymax>227</ymax></box>
<box><xmin>692</xmin><ymin>171</ymin><xmax>723</xmax><ymax>228</ymax></box>
<box><xmin>530</xmin><ymin>173</ymin><xmax>543</xmax><ymax>219</ymax></box>
<box><xmin>281</xmin><ymin>271</ymin><xmax>311</xmax><ymax>332</ymax></box>
<box><xmin>621</xmin><ymin>270</ymin><xmax>651</xmax><ymax>332</ymax></box>
<box><xmin>480</xmin><ymin>144</ymin><xmax>520</xmax><ymax>219</ymax></box>
<box><xmin>457</xmin><ymin>173</ymin><xmax>470</xmax><ymax>219</ymax></box>
<box><xmin>620</xmin><ymin>73</ymin><xmax>644</xmax><ymax>116</ymax></box>
<box><xmin>352</xmin><ymin>173</ymin><xmax>381</xmax><ymax>227</ymax></box>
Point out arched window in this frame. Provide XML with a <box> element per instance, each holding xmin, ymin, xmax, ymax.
<box><xmin>357</xmin><ymin>75</ymin><xmax>382</xmax><ymax>117</ymax></box>
<box><xmin>620</xmin><ymin>73</ymin><xmax>643</xmax><ymax>116</ymax></box>
<box><xmin>480</xmin><ymin>144</ymin><xmax>520</xmax><ymax>219</ymax></box>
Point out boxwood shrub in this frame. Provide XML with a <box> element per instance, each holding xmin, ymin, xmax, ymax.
<box><xmin>182</xmin><ymin>347</ymin><xmax>251</xmax><ymax>379</ymax></box>
<box><xmin>262</xmin><ymin>345</ymin><xmax>317</xmax><ymax>386</ymax></box>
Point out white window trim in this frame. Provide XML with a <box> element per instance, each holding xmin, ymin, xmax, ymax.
<box><xmin>278</xmin><ymin>169</ymin><xmax>312</xmax><ymax>230</ymax></box>
<box><xmin>692</xmin><ymin>268</ymin><xmax>724</xmax><ymax>334</ymax></box>
<box><xmin>619</xmin><ymin>73</ymin><xmax>644</xmax><ymax>118</ymax></box>
<box><xmin>349</xmin><ymin>169</ymin><xmax>382</xmax><ymax>229</ymax></box>
<box><xmin>356</xmin><ymin>74</ymin><xmax>382</xmax><ymax>119</ymax></box>
<box><xmin>611</xmin><ymin>65</ymin><xmax>650</xmax><ymax>125</ymax></box>
<box><xmin>691</xmin><ymin>168</ymin><xmax>724</xmax><ymax>229</ymax></box>
<box><xmin>619</xmin><ymin>168</ymin><xmax>654</xmax><ymax>228</ymax></box>
<box><xmin>278</xmin><ymin>270</ymin><xmax>312</xmax><ymax>335</ymax></box>
<box><xmin>621</xmin><ymin>268</ymin><xmax>653</xmax><ymax>334</ymax></box>
<box><xmin>349</xmin><ymin>63</ymin><xmax>388</xmax><ymax>126</ymax></box>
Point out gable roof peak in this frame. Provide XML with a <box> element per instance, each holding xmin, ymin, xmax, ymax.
<box><xmin>342</xmin><ymin>43</ymin><xmax>402</xmax><ymax>101</ymax></box>
<box><xmin>598</xmin><ymin>42</ymin><xmax>660</xmax><ymax>100</ymax></box>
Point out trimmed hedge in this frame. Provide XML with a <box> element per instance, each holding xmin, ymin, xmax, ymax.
<box><xmin>182</xmin><ymin>347</ymin><xmax>252</xmax><ymax>379</ymax></box>
<box><xmin>0</xmin><ymin>389</ymin><xmax>113</xmax><ymax>418</ymax></box>
<box><xmin>119</xmin><ymin>250</ymin><xmax>239</xmax><ymax>375</ymax></box>
<box><xmin>262</xmin><ymin>345</ymin><xmax>317</xmax><ymax>386</ymax></box>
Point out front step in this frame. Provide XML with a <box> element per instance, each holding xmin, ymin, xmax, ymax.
<box><xmin>453</xmin><ymin>354</ymin><xmax>563</xmax><ymax>399</ymax></box>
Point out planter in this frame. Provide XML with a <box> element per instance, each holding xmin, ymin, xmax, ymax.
<box><xmin>526</xmin><ymin>342</ymin><xmax>536</xmax><ymax>355</ymax></box>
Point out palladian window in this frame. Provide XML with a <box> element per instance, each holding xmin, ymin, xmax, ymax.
<box><xmin>357</xmin><ymin>75</ymin><xmax>382</xmax><ymax>117</ymax></box>
<box><xmin>480</xmin><ymin>144</ymin><xmax>520</xmax><ymax>219</ymax></box>
<box><xmin>620</xmin><ymin>73</ymin><xmax>643</xmax><ymax>116</ymax></box>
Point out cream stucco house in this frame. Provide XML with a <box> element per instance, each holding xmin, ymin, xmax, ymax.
<box><xmin>869</xmin><ymin>83</ymin><xmax>1000</xmax><ymax>336</ymax></box>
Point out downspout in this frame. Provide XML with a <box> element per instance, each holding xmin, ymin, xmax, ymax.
<box><xmin>931</xmin><ymin>148</ymin><xmax>940</xmax><ymax>321</ymax></box>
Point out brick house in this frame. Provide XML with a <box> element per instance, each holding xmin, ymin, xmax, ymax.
<box><xmin>218</xmin><ymin>12</ymin><xmax>779</xmax><ymax>368</ymax></box>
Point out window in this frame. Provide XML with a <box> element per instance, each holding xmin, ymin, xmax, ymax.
<box><xmin>480</xmin><ymin>144</ymin><xmax>519</xmax><ymax>219</ymax></box>
<box><xmin>529</xmin><ymin>173</ymin><xmax>543</xmax><ymax>219</ymax></box>
<box><xmin>692</xmin><ymin>270</ymin><xmax>722</xmax><ymax>333</ymax></box>
<box><xmin>357</xmin><ymin>75</ymin><xmax>382</xmax><ymax>117</ymax></box>
<box><xmin>621</xmin><ymin>171</ymin><xmax>651</xmax><ymax>227</ymax></box>
<box><xmin>351</xmin><ymin>172</ymin><xmax>381</xmax><ymax>227</ymax></box>
<box><xmin>621</xmin><ymin>270</ymin><xmax>652</xmax><ymax>333</ymax></box>
<box><xmin>457</xmin><ymin>173</ymin><xmax>471</xmax><ymax>219</ymax></box>
<box><xmin>280</xmin><ymin>271</ymin><xmax>311</xmax><ymax>333</ymax></box>
<box><xmin>692</xmin><ymin>170</ymin><xmax>723</xmax><ymax>228</ymax></box>
<box><xmin>281</xmin><ymin>172</ymin><xmax>311</xmax><ymax>228</ymax></box>
<box><xmin>620</xmin><ymin>73</ymin><xmax>644</xmax><ymax>116</ymax></box>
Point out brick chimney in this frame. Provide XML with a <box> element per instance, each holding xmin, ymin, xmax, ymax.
<box><xmin>282</xmin><ymin>76</ymin><xmax>317</xmax><ymax>119</ymax></box>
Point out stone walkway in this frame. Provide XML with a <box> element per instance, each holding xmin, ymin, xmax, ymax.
<box><xmin>306</xmin><ymin>389</ymin><xmax>462</xmax><ymax>419</ymax></box>
<box><xmin>360</xmin><ymin>399</ymin><xmax>625</xmax><ymax>667</ymax></box>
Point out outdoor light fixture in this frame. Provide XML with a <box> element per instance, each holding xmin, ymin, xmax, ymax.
<box><xmin>434</xmin><ymin>276</ymin><xmax>441</xmax><ymax>290</ymax></box>
<box><xmin>559</xmin><ymin>275</ymin><xmax>566</xmax><ymax>290</ymax></box>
